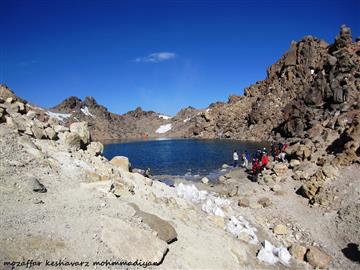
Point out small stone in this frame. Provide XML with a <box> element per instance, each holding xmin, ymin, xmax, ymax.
<box><xmin>218</xmin><ymin>175</ymin><xmax>226</xmax><ymax>183</ymax></box>
<box><xmin>273</xmin><ymin>224</ymin><xmax>288</xmax><ymax>235</ymax></box>
<box><xmin>289</xmin><ymin>159</ymin><xmax>300</xmax><ymax>168</ymax></box>
<box><xmin>257</xmin><ymin>197</ymin><xmax>272</xmax><ymax>208</ymax></box>
<box><xmin>27</xmin><ymin>177</ymin><xmax>47</xmax><ymax>193</ymax></box>
<box><xmin>289</xmin><ymin>244</ymin><xmax>307</xmax><ymax>261</ymax></box>
<box><xmin>238</xmin><ymin>197</ymin><xmax>250</xmax><ymax>208</ymax></box>
<box><xmin>271</xmin><ymin>184</ymin><xmax>282</xmax><ymax>193</ymax></box>
<box><xmin>222</xmin><ymin>164</ymin><xmax>229</xmax><ymax>169</ymax></box>
<box><xmin>201</xmin><ymin>177</ymin><xmax>209</xmax><ymax>184</ymax></box>
<box><xmin>305</xmin><ymin>246</ymin><xmax>332</xmax><ymax>269</ymax></box>
<box><xmin>249</xmin><ymin>202</ymin><xmax>262</xmax><ymax>209</ymax></box>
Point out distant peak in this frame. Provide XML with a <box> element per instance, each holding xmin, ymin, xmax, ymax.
<box><xmin>84</xmin><ymin>96</ymin><xmax>98</xmax><ymax>106</ymax></box>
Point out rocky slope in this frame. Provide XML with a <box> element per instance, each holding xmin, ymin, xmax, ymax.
<box><xmin>49</xmin><ymin>95</ymin><xmax>201</xmax><ymax>142</ymax></box>
<box><xmin>188</xmin><ymin>26</ymin><xmax>360</xmax><ymax>164</ymax></box>
<box><xmin>188</xmin><ymin>25</ymin><xmax>359</xmax><ymax>142</ymax></box>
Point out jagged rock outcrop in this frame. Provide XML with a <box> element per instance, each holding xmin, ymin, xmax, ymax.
<box><xmin>187</xmin><ymin>25</ymin><xmax>359</xmax><ymax>166</ymax></box>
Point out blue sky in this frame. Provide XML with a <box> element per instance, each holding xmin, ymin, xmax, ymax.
<box><xmin>1</xmin><ymin>0</ymin><xmax>359</xmax><ymax>115</ymax></box>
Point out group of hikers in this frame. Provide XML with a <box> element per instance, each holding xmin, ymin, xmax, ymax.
<box><xmin>232</xmin><ymin>142</ymin><xmax>288</xmax><ymax>182</ymax></box>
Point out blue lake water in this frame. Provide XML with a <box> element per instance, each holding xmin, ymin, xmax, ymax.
<box><xmin>103</xmin><ymin>139</ymin><xmax>268</xmax><ymax>177</ymax></box>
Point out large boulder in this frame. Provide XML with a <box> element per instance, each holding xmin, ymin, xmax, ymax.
<box><xmin>101</xmin><ymin>216</ymin><xmax>168</xmax><ymax>264</ymax></box>
<box><xmin>86</xmin><ymin>141</ymin><xmax>104</xmax><ymax>156</ymax></box>
<box><xmin>70</xmin><ymin>122</ymin><xmax>90</xmax><ymax>146</ymax></box>
<box><xmin>305</xmin><ymin>246</ymin><xmax>332</xmax><ymax>269</ymax></box>
<box><xmin>131</xmin><ymin>204</ymin><xmax>177</xmax><ymax>244</ymax></box>
<box><xmin>44</xmin><ymin>127</ymin><xmax>58</xmax><ymax>140</ymax></box>
<box><xmin>110</xmin><ymin>156</ymin><xmax>130</xmax><ymax>172</ymax></box>
<box><xmin>61</xmin><ymin>132</ymin><xmax>82</xmax><ymax>151</ymax></box>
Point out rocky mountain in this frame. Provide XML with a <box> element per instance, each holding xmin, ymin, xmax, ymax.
<box><xmin>48</xmin><ymin>95</ymin><xmax>200</xmax><ymax>141</ymax></box>
<box><xmin>187</xmin><ymin>25</ymin><xmax>360</xmax><ymax>164</ymax></box>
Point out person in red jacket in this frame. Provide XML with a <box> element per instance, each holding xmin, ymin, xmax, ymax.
<box><xmin>261</xmin><ymin>152</ymin><xmax>269</xmax><ymax>170</ymax></box>
<box><xmin>252</xmin><ymin>159</ymin><xmax>261</xmax><ymax>182</ymax></box>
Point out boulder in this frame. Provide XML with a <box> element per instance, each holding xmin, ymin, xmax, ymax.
<box><xmin>31</xmin><ymin>126</ymin><xmax>45</xmax><ymax>139</ymax></box>
<box><xmin>273</xmin><ymin>224</ymin><xmax>288</xmax><ymax>235</ymax></box>
<box><xmin>132</xmin><ymin>205</ymin><xmax>177</xmax><ymax>244</ymax></box>
<box><xmin>321</xmin><ymin>163</ymin><xmax>338</xmax><ymax>179</ymax></box>
<box><xmin>53</xmin><ymin>125</ymin><xmax>70</xmax><ymax>133</ymax></box>
<box><xmin>44</xmin><ymin>127</ymin><xmax>58</xmax><ymax>140</ymax></box>
<box><xmin>305</xmin><ymin>246</ymin><xmax>332</xmax><ymax>269</ymax></box>
<box><xmin>48</xmin><ymin>116</ymin><xmax>59</xmax><ymax>126</ymax></box>
<box><xmin>101</xmin><ymin>216</ymin><xmax>168</xmax><ymax>264</ymax></box>
<box><xmin>289</xmin><ymin>244</ymin><xmax>307</xmax><ymax>261</ymax></box>
<box><xmin>62</xmin><ymin>132</ymin><xmax>82</xmax><ymax>151</ymax></box>
<box><xmin>110</xmin><ymin>156</ymin><xmax>130</xmax><ymax>172</ymax></box>
<box><xmin>70</xmin><ymin>122</ymin><xmax>90</xmax><ymax>146</ymax></box>
<box><xmin>26</xmin><ymin>110</ymin><xmax>37</xmax><ymax>120</ymax></box>
<box><xmin>87</xmin><ymin>141</ymin><xmax>104</xmax><ymax>156</ymax></box>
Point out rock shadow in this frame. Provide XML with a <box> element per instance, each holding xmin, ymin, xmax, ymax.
<box><xmin>342</xmin><ymin>243</ymin><xmax>360</xmax><ymax>263</ymax></box>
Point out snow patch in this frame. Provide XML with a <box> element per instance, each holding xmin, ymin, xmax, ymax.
<box><xmin>183</xmin><ymin>117</ymin><xmax>191</xmax><ymax>123</ymax></box>
<box><xmin>46</xmin><ymin>111</ymin><xmax>71</xmax><ymax>122</ymax></box>
<box><xmin>158</xmin><ymin>114</ymin><xmax>172</xmax><ymax>120</ymax></box>
<box><xmin>202</xmin><ymin>196</ymin><xmax>231</xmax><ymax>217</ymax></box>
<box><xmin>175</xmin><ymin>183</ymin><xmax>208</xmax><ymax>203</ymax></box>
<box><xmin>175</xmin><ymin>183</ymin><xmax>231</xmax><ymax>217</ymax></box>
<box><xmin>156</xmin><ymin>123</ymin><xmax>172</xmax><ymax>134</ymax></box>
<box><xmin>226</xmin><ymin>216</ymin><xmax>258</xmax><ymax>244</ymax></box>
<box><xmin>80</xmin><ymin>106</ymin><xmax>95</xmax><ymax>117</ymax></box>
<box><xmin>257</xmin><ymin>240</ymin><xmax>291</xmax><ymax>265</ymax></box>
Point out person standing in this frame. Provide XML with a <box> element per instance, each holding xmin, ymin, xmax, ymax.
<box><xmin>261</xmin><ymin>151</ymin><xmax>269</xmax><ymax>170</ymax></box>
<box><xmin>233</xmin><ymin>150</ymin><xmax>239</xmax><ymax>167</ymax></box>
<box><xmin>242</xmin><ymin>151</ymin><xmax>249</xmax><ymax>168</ymax></box>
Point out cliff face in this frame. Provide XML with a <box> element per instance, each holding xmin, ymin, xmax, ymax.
<box><xmin>189</xmin><ymin>25</ymin><xmax>359</xmax><ymax>142</ymax></box>
<box><xmin>186</xmin><ymin>26</ymin><xmax>359</xmax><ymax>165</ymax></box>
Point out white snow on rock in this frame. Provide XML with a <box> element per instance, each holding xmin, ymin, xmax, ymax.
<box><xmin>158</xmin><ymin>114</ymin><xmax>172</xmax><ymax>120</ymax></box>
<box><xmin>156</xmin><ymin>123</ymin><xmax>172</xmax><ymax>134</ymax></box>
<box><xmin>175</xmin><ymin>183</ymin><xmax>208</xmax><ymax>203</ymax></box>
<box><xmin>183</xmin><ymin>117</ymin><xmax>191</xmax><ymax>123</ymax></box>
<box><xmin>175</xmin><ymin>183</ymin><xmax>231</xmax><ymax>217</ymax></box>
<box><xmin>202</xmin><ymin>196</ymin><xmax>231</xmax><ymax>217</ymax></box>
<box><xmin>80</xmin><ymin>106</ymin><xmax>95</xmax><ymax>117</ymax></box>
<box><xmin>257</xmin><ymin>240</ymin><xmax>291</xmax><ymax>266</ymax></box>
<box><xmin>46</xmin><ymin>111</ymin><xmax>71</xmax><ymax>121</ymax></box>
<box><xmin>226</xmin><ymin>216</ymin><xmax>258</xmax><ymax>244</ymax></box>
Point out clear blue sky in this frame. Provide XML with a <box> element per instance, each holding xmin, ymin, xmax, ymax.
<box><xmin>1</xmin><ymin>0</ymin><xmax>359</xmax><ymax>115</ymax></box>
